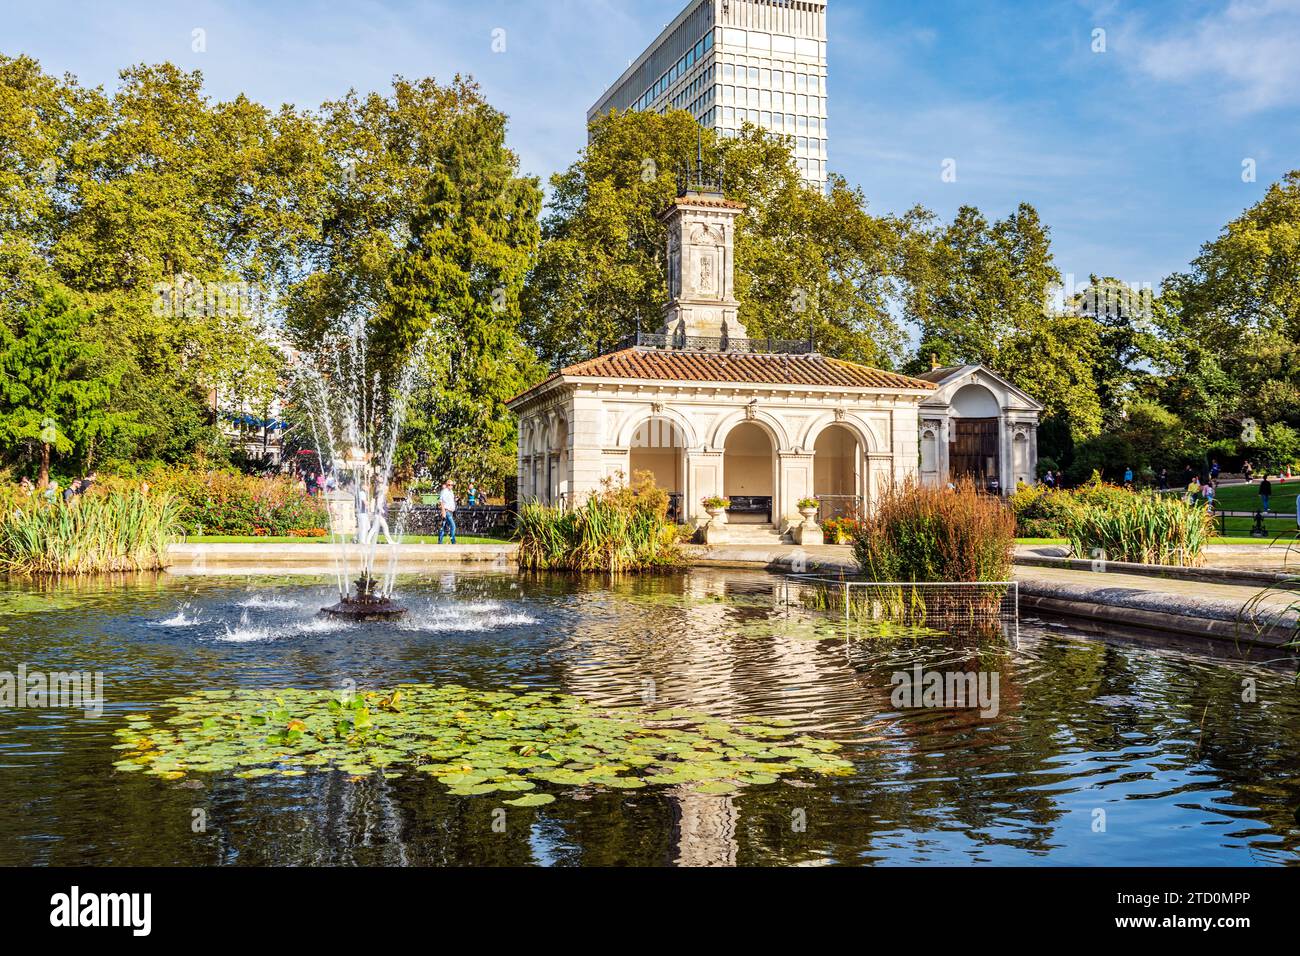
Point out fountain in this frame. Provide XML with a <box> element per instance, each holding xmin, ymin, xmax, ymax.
<box><xmin>275</xmin><ymin>318</ymin><xmax>428</xmax><ymax>621</ymax></box>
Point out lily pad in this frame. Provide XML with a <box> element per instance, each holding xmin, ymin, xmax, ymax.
<box><xmin>110</xmin><ymin>683</ymin><xmax>852</xmax><ymax>796</ymax></box>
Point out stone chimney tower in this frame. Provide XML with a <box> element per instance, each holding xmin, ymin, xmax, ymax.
<box><xmin>658</xmin><ymin>162</ymin><xmax>748</xmax><ymax>343</ymax></box>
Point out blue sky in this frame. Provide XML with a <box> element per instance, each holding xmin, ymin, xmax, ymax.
<box><xmin>3</xmin><ymin>0</ymin><xmax>1298</xmax><ymax>294</ymax></box>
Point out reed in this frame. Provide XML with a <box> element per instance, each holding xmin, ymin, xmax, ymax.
<box><xmin>851</xmin><ymin>480</ymin><xmax>1016</xmax><ymax>583</ymax></box>
<box><xmin>1065</xmin><ymin>490</ymin><xmax>1213</xmax><ymax>566</ymax></box>
<box><xmin>0</xmin><ymin>490</ymin><xmax>183</xmax><ymax>574</ymax></box>
<box><xmin>516</xmin><ymin>472</ymin><xmax>683</xmax><ymax>573</ymax></box>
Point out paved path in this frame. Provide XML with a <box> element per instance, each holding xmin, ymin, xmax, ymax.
<box><xmin>1012</xmin><ymin>563</ymin><xmax>1297</xmax><ymax>646</ymax></box>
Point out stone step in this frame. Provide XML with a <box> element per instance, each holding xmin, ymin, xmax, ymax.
<box><xmin>723</xmin><ymin>527</ymin><xmax>791</xmax><ymax>544</ymax></box>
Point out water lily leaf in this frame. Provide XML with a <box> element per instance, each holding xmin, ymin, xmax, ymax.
<box><xmin>503</xmin><ymin>793</ymin><xmax>555</xmax><ymax>807</ymax></box>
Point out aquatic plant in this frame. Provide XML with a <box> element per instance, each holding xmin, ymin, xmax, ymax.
<box><xmin>1065</xmin><ymin>489</ymin><xmax>1213</xmax><ymax>566</ymax></box>
<box><xmin>0</xmin><ymin>490</ymin><xmax>183</xmax><ymax>574</ymax></box>
<box><xmin>111</xmin><ymin>684</ymin><xmax>852</xmax><ymax>798</ymax></box>
<box><xmin>851</xmin><ymin>480</ymin><xmax>1015</xmax><ymax>583</ymax></box>
<box><xmin>516</xmin><ymin>471</ymin><xmax>682</xmax><ymax>573</ymax></box>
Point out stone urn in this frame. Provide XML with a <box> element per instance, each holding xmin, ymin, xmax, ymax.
<box><xmin>702</xmin><ymin>501</ymin><xmax>729</xmax><ymax>545</ymax></box>
<box><xmin>793</xmin><ymin>503</ymin><xmax>823</xmax><ymax>547</ymax></box>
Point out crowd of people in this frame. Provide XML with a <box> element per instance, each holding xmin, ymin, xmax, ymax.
<box><xmin>17</xmin><ymin>472</ymin><xmax>98</xmax><ymax>504</ymax></box>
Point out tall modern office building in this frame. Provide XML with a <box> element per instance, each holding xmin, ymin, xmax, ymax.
<box><xmin>588</xmin><ymin>0</ymin><xmax>829</xmax><ymax>191</ymax></box>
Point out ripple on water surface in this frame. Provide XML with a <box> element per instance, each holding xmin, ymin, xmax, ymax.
<box><xmin>0</xmin><ymin>569</ymin><xmax>1296</xmax><ymax>867</ymax></box>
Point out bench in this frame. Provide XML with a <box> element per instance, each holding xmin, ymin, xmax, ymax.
<box><xmin>727</xmin><ymin>496</ymin><xmax>773</xmax><ymax>522</ymax></box>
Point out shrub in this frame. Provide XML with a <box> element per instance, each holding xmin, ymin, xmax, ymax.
<box><xmin>102</xmin><ymin>468</ymin><xmax>328</xmax><ymax>536</ymax></box>
<box><xmin>516</xmin><ymin>471</ymin><xmax>683</xmax><ymax>573</ymax></box>
<box><xmin>851</xmin><ymin>481</ymin><xmax>1015</xmax><ymax>583</ymax></box>
<box><xmin>1065</xmin><ymin>489</ymin><xmax>1214</xmax><ymax>566</ymax></box>
<box><xmin>1008</xmin><ymin>483</ymin><xmax>1077</xmax><ymax>538</ymax></box>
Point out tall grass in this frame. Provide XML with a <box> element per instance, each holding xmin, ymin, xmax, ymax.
<box><xmin>1065</xmin><ymin>491</ymin><xmax>1214</xmax><ymax>566</ymax></box>
<box><xmin>0</xmin><ymin>491</ymin><xmax>183</xmax><ymax>574</ymax></box>
<box><xmin>516</xmin><ymin>472</ymin><xmax>682</xmax><ymax>573</ymax></box>
<box><xmin>852</xmin><ymin>480</ymin><xmax>1016</xmax><ymax>583</ymax></box>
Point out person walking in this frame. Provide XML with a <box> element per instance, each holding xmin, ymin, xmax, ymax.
<box><xmin>1259</xmin><ymin>474</ymin><xmax>1273</xmax><ymax>514</ymax></box>
<box><xmin>1202</xmin><ymin>478</ymin><xmax>1216</xmax><ymax>511</ymax></box>
<box><xmin>1243</xmin><ymin>460</ymin><xmax>1254</xmax><ymax>483</ymax></box>
<box><xmin>467</xmin><ymin>483</ymin><xmax>478</xmax><ymax>507</ymax></box>
<box><xmin>62</xmin><ymin>478</ymin><xmax>80</xmax><ymax>503</ymax></box>
<box><xmin>1158</xmin><ymin>468</ymin><xmax>1168</xmax><ymax>492</ymax></box>
<box><xmin>1043</xmin><ymin>470</ymin><xmax>1056</xmax><ymax>490</ymax></box>
<box><xmin>1123</xmin><ymin>466</ymin><xmax>1134</xmax><ymax>488</ymax></box>
<box><xmin>1185</xmin><ymin>474</ymin><xmax>1200</xmax><ymax>505</ymax></box>
<box><xmin>438</xmin><ymin>481</ymin><xmax>458</xmax><ymax>545</ymax></box>
<box><xmin>1210</xmin><ymin>458</ymin><xmax>1221</xmax><ymax>485</ymax></box>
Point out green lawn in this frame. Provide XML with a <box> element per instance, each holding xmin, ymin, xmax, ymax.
<box><xmin>185</xmin><ymin>535</ymin><xmax>512</xmax><ymax>545</ymax></box>
<box><xmin>1015</xmin><ymin>536</ymin><xmax>1295</xmax><ymax>547</ymax></box>
<box><xmin>1210</xmin><ymin>480</ymin><xmax>1299</xmax><ymax>514</ymax></box>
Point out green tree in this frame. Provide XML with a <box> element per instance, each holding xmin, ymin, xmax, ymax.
<box><xmin>1161</xmin><ymin>170</ymin><xmax>1300</xmax><ymax>443</ymax></box>
<box><xmin>0</xmin><ymin>284</ymin><xmax>139</xmax><ymax>483</ymax></box>
<box><xmin>0</xmin><ymin>56</ymin><xmax>324</xmax><ymax>469</ymax></box>
<box><xmin>384</xmin><ymin>98</ymin><xmax>543</xmax><ymax>490</ymax></box>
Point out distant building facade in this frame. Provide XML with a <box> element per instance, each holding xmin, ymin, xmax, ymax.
<box><xmin>508</xmin><ymin>177</ymin><xmax>935</xmax><ymax>541</ymax></box>
<box><xmin>588</xmin><ymin>0</ymin><xmax>829</xmax><ymax>191</ymax></box>
<box><xmin>916</xmin><ymin>365</ymin><xmax>1044</xmax><ymax>495</ymax></box>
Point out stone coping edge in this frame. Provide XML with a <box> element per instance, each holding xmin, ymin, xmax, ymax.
<box><xmin>1015</xmin><ymin>554</ymin><xmax>1300</xmax><ymax>589</ymax></box>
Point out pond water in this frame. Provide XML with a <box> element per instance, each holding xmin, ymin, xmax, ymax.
<box><xmin>0</xmin><ymin>569</ymin><xmax>1297</xmax><ymax>866</ymax></box>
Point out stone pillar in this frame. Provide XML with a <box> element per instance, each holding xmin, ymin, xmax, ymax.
<box><xmin>866</xmin><ymin>452</ymin><xmax>895</xmax><ymax>513</ymax></box>
<box><xmin>777</xmin><ymin>451</ymin><xmax>815</xmax><ymax>533</ymax></box>
<box><xmin>686</xmin><ymin>449</ymin><xmax>724</xmax><ymax>526</ymax></box>
<box><xmin>568</xmin><ymin>393</ymin><xmax>606</xmax><ymax>504</ymax></box>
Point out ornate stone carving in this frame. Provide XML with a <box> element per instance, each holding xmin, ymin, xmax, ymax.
<box><xmin>833</xmin><ymin>408</ymin><xmax>846</xmax><ymax>423</ymax></box>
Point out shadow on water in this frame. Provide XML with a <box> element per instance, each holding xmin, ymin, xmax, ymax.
<box><xmin>0</xmin><ymin>568</ymin><xmax>1297</xmax><ymax>866</ymax></box>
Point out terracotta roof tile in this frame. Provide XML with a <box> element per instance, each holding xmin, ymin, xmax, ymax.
<box><xmin>511</xmin><ymin>349</ymin><xmax>935</xmax><ymax>404</ymax></box>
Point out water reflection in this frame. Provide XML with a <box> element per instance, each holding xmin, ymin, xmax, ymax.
<box><xmin>0</xmin><ymin>569</ymin><xmax>1297</xmax><ymax>866</ymax></box>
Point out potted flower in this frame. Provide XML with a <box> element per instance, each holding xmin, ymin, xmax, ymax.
<box><xmin>702</xmin><ymin>496</ymin><xmax>731</xmax><ymax>519</ymax></box>
<box><xmin>797</xmin><ymin>497</ymin><xmax>820</xmax><ymax>519</ymax></box>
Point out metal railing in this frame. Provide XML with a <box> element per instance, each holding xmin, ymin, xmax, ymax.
<box><xmin>815</xmin><ymin>495</ymin><xmax>862</xmax><ymax>522</ymax></box>
<box><xmin>614</xmin><ymin>331</ymin><xmax>815</xmax><ymax>355</ymax></box>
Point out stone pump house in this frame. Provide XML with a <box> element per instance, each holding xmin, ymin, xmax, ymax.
<box><xmin>508</xmin><ymin>177</ymin><xmax>1041</xmax><ymax>542</ymax></box>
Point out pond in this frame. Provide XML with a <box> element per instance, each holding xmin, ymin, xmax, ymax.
<box><xmin>0</xmin><ymin>569</ymin><xmax>1297</xmax><ymax>866</ymax></box>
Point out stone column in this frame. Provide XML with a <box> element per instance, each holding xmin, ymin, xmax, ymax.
<box><xmin>686</xmin><ymin>449</ymin><xmax>724</xmax><ymax>526</ymax></box>
<box><xmin>866</xmin><ymin>452</ymin><xmax>895</xmax><ymax>513</ymax></box>
<box><xmin>777</xmin><ymin>451</ymin><xmax>815</xmax><ymax>533</ymax></box>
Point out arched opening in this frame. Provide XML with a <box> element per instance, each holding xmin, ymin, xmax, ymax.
<box><xmin>949</xmin><ymin>384</ymin><xmax>1000</xmax><ymax>489</ymax></box>
<box><xmin>813</xmin><ymin>424</ymin><xmax>862</xmax><ymax>519</ymax></box>
<box><xmin>723</xmin><ymin>422</ymin><xmax>775</xmax><ymax>525</ymax></box>
<box><xmin>550</xmin><ymin>418</ymin><xmax>569</xmax><ymax>507</ymax></box>
<box><xmin>630</xmin><ymin>418</ymin><xmax>685</xmax><ymax>521</ymax></box>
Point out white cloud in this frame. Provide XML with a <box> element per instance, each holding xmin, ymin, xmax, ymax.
<box><xmin>1135</xmin><ymin>0</ymin><xmax>1300</xmax><ymax>111</ymax></box>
